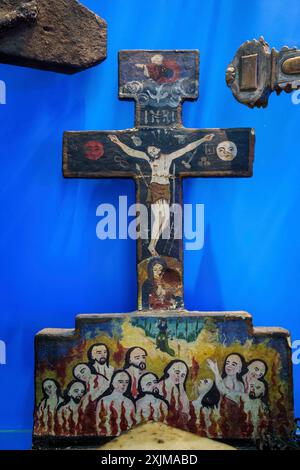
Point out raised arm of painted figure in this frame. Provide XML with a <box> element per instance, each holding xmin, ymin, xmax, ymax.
<box><xmin>207</xmin><ymin>358</ymin><xmax>227</xmax><ymax>395</ymax></box>
<box><xmin>168</xmin><ymin>134</ymin><xmax>215</xmax><ymax>161</ymax></box>
<box><xmin>108</xmin><ymin>135</ymin><xmax>149</xmax><ymax>161</ymax></box>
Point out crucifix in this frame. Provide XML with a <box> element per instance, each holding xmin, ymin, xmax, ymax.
<box><xmin>63</xmin><ymin>50</ymin><xmax>254</xmax><ymax>312</ymax></box>
<box><xmin>33</xmin><ymin>50</ymin><xmax>294</xmax><ymax>449</ymax></box>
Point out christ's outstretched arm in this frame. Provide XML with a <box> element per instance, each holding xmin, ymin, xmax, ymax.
<box><xmin>108</xmin><ymin>135</ymin><xmax>149</xmax><ymax>161</ymax></box>
<box><xmin>168</xmin><ymin>133</ymin><xmax>215</xmax><ymax>161</ymax></box>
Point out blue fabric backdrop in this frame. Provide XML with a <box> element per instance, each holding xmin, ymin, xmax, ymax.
<box><xmin>0</xmin><ymin>0</ymin><xmax>299</xmax><ymax>448</ymax></box>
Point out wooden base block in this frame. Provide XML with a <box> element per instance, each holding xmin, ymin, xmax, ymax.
<box><xmin>33</xmin><ymin>311</ymin><xmax>294</xmax><ymax>449</ymax></box>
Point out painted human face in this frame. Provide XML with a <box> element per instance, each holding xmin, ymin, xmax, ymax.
<box><xmin>168</xmin><ymin>362</ymin><xmax>187</xmax><ymax>385</ymax></box>
<box><xmin>217</xmin><ymin>141</ymin><xmax>237</xmax><ymax>161</ymax></box>
<box><xmin>69</xmin><ymin>383</ymin><xmax>85</xmax><ymax>404</ymax></box>
<box><xmin>74</xmin><ymin>364</ymin><xmax>91</xmax><ymax>383</ymax></box>
<box><xmin>198</xmin><ymin>378</ymin><xmax>213</xmax><ymax>395</ymax></box>
<box><xmin>152</xmin><ymin>263</ymin><xmax>164</xmax><ymax>280</ymax></box>
<box><xmin>84</xmin><ymin>141</ymin><xmax>104</xmax><ymax>161</ymax></box>
<box><xmin>113</xmin><ymin>372</ymin><xmax>130</xmax><ymax>394</ymax></box>
<box><xmin>43</xmin><ymin>380</ymin><xmax>57</xmax><ymax>398</ymax></box>
<box><xmin>247</xmin><ymin>361</ymin><xmax>266</xmax><ymax>380</ymax></box>
<box><xmin>140</xmin><ymin>374</ymin><xmax>159</xmax><ymax>394</ymax></box>
<box><xmin>249</xmin><ymin>380</ymin><xmax>265</xmax><ymax>400</ymax></box>
<box><xmin>92</xmin><ymin>345</ymin><xmax>108</xmax><ymax>365</ymax></box>
<box><xmin>225</xmin><ymin>355</ymin><xmax>242</xmax><ymax>376</ymax></box>
<box><xmin>130</xmin><ymin>348</ymin><xmax>147</xmax><ymax>370</ymax></box>
<box><xmin>151</xmin><ymin>54</ymin><xmax>163</xmax><ymax>65</ymax></box>
<box><xmin>147</xmin><ymin>146</ymin><xmax>161</xmax><ymax>159</ymax></box>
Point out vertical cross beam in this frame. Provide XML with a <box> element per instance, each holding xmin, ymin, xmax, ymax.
<box><xmin>64</xmin><ymin>50</ymin><xmax>254</xmax><ymax>311</ymax></box>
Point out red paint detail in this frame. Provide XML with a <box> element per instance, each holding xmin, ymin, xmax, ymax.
<box><xmin>47</xmin><ymin>407</ymin><xmax>53</xmax><ymax>434</ymax></box>
<box><xmin>68</xmin><ymin>408</ymin><xmax>76</xmax><ymax>435</ymax></box>
<box><xmin>132</xmin><ymin>376</ymin><xmax>138</xmax><ymax>399</ymax></box>
<box><xmin>62</xmin><ymin>409</ymin><xmax>67</xmax><ymax>435</ymax></box>
<box><xmin>56</xmin><ymin>360</ymin><xmax>68</xmax><ymax>382</ymax></box>
<box><xmin>191</xmin><ymin>357</ymin><xmax>200</xmax><ymax>381</ymax></box>
<box><xmin>166</xmin><ymin>387</ymin><xmax>179</xmax><ymax>427</ymax></box>
<box><xmin>77</xmin><ymin>402</ymin><xmax>85</xmax><ymax>435</ymax></box>
<box><xmin>109</xmin><ymin>401</ymin><xmax>119</xmax><ymax>436</ymax></box>
<box><xmin>113</xmin><ymin>342</ymin><xmax>125</xmax><ymax>366</ymax></box>
<box><xmin>176</xmin><ymin>394</ymin><xmax>186</xmax><ymax>430</ymax></box>
<box><xmin>159</xmin><ymin>402</ymin><xmax>165</xmax><ymax>423</ymax></box>
<box><xmin>148</xmin><ymin>402</ymin><xmax>155</xmax><ymax>421</ymax></box>
<box><xmin>54</xmin><ymin>410</ymin><xmax>62</xmax><ymax>435</ymax></box>
<box><xmin>98</xmin><ymin>400</ymin><xmax>107</xmax><ymax>436</ymax></box>
<box><xmin>238</xmin><ymin>398</ymin><xmax>254</xmax><ymax>438</ymax></box>
<box><xmin>146</xmin><ymin>60</ymin><xmax>180</xmax><ymax>84</ymax></box>
<box><xmin>188</xmin><ymin>402</ymin><xmax>197</xmax><ymax>434</ymax></box>
<box><xmin>120</xmin><ymin>401</ymin><xmax>129</xmax><ymax>432</ymax></box>
<box><xmin>94</xmin><ymin>375</ymin><xmax>99</xmax><ymax>389</ymax></box>
<box><xmin>162</xmin><ymin>381</ymin><xmax>167</xmax><ymax>399</ymax></box>
<box><xmin>257</xmin><ymin>407</ymin><xmax>268</xmax><ymax>440</ymax></box>
<box><xmin>271</xmin><ymin>361</ymin><xmax>277</xmax><ymax>388</ymax></box>
<box><xmin>207</xmin><ymin>409</ymin><xmax>218</xmax><ymax>438</ymax></box>
<box><xmin>198</xmin><ymin>408</ymin><xmax>207</xmax><ymax>437</ymax></box>
<box><xmin>83</xmin><ymin>394</ymin><xmax>97</xmax><ymax>435</ymax></box>
<box><xmin>34</xmin><ymin>409</ymin><xmax>43</xmax><ymax>435</ymax></box>
<box><xmin>275</xmin><ymin>385</ymin><xmax>290</xmax><ymax>437</ymax></box>
<box><xmin>130</xmin><ymin>408</ymin><xmax>137</xmax><ymax>427</ymax></box>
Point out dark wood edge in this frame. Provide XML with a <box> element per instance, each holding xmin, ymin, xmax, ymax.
<box><xmin>34</xmin><ymin>310</ymin><xmax>293</xmax><ymax>338</ymax></box>
<box><xmin>32</xmin><ymin>434</ymin><xmax>114</xmax><ymax>449</ymax></box>
<box><xmin>34</xmin><ymin>311</ymin><xmax>293</xmax><ymax>351</ymax></box>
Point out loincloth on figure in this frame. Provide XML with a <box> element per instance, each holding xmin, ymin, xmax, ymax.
<box><xmin>147</xmin><ymin>182</ymin><xmax>171</xmax><ymax>205</ymax></box>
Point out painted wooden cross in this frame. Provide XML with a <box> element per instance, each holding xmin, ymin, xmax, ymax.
<box><xmin>34</xmin><ymin>50</ymin><xmax>295</xmax><ymax>449</ymax></box>
<box><xmin>63</xmin><ymin>50</ymin><xmax>254</xmax><ymax>311</ymax></box>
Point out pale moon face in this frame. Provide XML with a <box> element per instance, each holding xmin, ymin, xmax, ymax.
<box><xmin>217</xmin><ymin>141</ymin><xmax>237</xmax><ymax>161</ymax></box>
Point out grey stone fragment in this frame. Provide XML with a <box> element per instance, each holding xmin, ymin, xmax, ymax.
<box><xmin>0</xmin><ymin>0</ymin><xmax>107</xmax><ymax>74</ymax></box>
